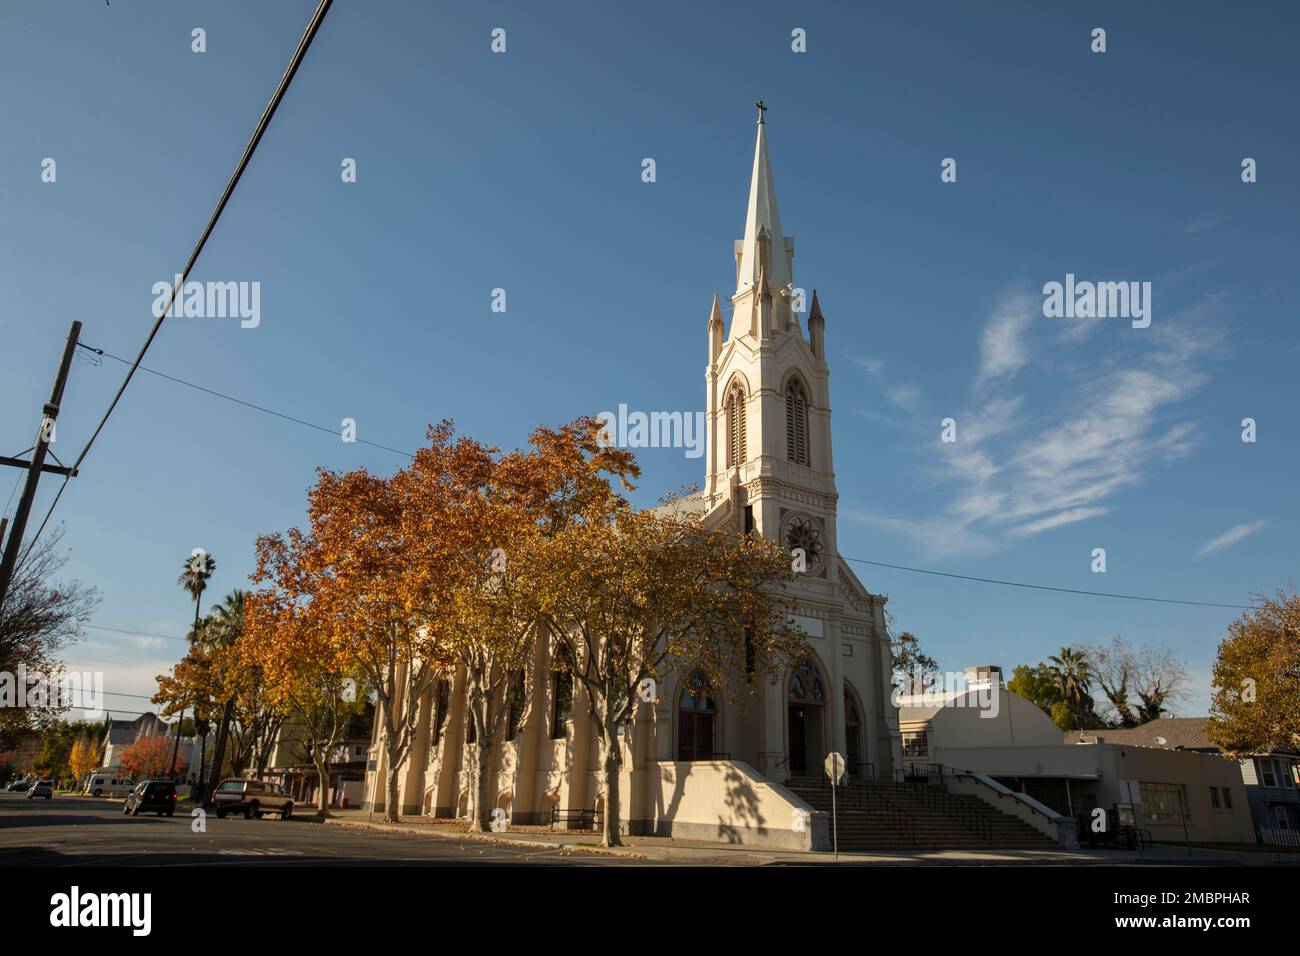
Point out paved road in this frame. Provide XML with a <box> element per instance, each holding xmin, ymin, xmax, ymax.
<box><xmin>0</xmin><ymin>792</ymin><xmax>634</xmax><ymax>866</ymax></box>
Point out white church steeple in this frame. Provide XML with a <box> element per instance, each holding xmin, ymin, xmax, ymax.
<box><xmin>735</xmin><ymin>104</ymin><xmax>792</xmax><ymax>296</ymax></box>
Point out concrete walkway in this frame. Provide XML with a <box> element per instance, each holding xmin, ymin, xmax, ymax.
<box><xmin>320</xmin><ymin>809</ymin><xmax>1300</xmax><ymax>865</ymax></box>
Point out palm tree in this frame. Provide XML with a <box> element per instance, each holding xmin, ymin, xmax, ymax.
<box><xmin>178</xmin><ymin>550</ymin><xmax>216</xmax><ymax>627</ymax></box>
<box><xmin>198</xmin><ymin>590</ymin><xmax>245</xmax><ymax>806</ymax></box>
<box><xmin>170</xmin><ymin>551</ymin><xmax>215</xmax><ymax>777</ymax></box>
<box><xmin>1049</xmin><ymin>646</ymin><xmax>1094</xmax><ymax>732</ymax></box>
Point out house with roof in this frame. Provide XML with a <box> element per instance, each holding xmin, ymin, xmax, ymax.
<box><xmin>100</xmin><ymin>713</ymin><xmax>201</xmax><ymax>779</ymax></box>
<box><xmin>1066</xmin><ymin>717</ymin><xmax>1300</xmax><ymax>845</ymax></box>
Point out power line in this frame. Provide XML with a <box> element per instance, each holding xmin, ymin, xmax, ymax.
<box><xmin>83</xmin><ymin>623</ymin><xmax>189</xmax><ymax>644</ymax></box>
<box><xmin>85</xmin><ymin>346</ymin><xmax>413</xmax><ymax>460</ymax></box>
<box><xmin>843</xmin><ymin>556</ymin><xmax>1259</xmax><ymax>611</ymax></box>
<box><xmin>21</xmin><ymin>0</ymin><xmax>335</xmax><ymax>561</ymax></box>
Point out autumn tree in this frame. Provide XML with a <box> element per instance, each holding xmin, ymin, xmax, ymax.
<box><xmin>245</xmin><ymin>589</ymin><xmax>368</xmax><ymax>818</ymax></box>
<box><xmin>1208</xmin><ymin>588</ymin><xmax>1300</xmax><ymax>756</ymax></box>
<box><xmin>533</xmin><ymin>504</ymin><xmax>808</xmax><ymax>848</ymax></box>
<box><xmin>68</xmin><ymin>733</ymin><xmax>99</xmax><ymax>787</ymax></box>
<box><xmin>254</xmin><ymin>463</ymin><xmax>453</xmax><ymax>824</ymax></box>
<box><xmin>154</xmin><ymin>641</ymin><xmax>224</xmax><ymax>789</ymax></box>
<box><xmin>120</xmin><ymin>735</ymin><xmax>183</xmax><ymax>779</ymax></box>
<box><xmin>398</xmin><ymin>417</ymin><xmax>637</xmax><ymax>832</ymax></box>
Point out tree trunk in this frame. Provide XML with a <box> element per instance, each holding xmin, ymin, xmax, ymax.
<box><xmin>384</xmin><ymin>764</ymin><xmax>401</xmax><ymax>823</ymax></box>
<box><xmin>203</xmin><ymin>698</ymin><xmax>235</xmax><ymax>806</ymax></box>
<box><xmin>197</xmin><ymin>732</ymin><xmax>207</xmax><ymax>793</ymax></box>
<box><xmin>314</xmin><ymin>754</ymin><xmax>330</xmax><ymax>818</ymax></box>
<box><xmin>471</xmin><ymin>739</ymin><xmax>491</xmax><ymax>832</ymax></box>
<box><xmin>601</xmin><ymin>727</ymin><xmax>623</xmax><ymax>848</ymax></box>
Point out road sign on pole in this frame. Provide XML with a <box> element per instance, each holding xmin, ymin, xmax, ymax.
<box><xmin>825</xmin><ymin>751</ymin><xmax>846</xmax><ymax>860</ymax></box>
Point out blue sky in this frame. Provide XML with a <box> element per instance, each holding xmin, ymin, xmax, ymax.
<box><xmin>1</xmin><ymin>0</ymin><xmax>1296</xmax><ymax>721</ymax></box>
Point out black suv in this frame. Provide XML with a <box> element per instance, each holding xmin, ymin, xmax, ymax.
<box><xmin>124</xmin><ymin>780</ymin><xmax>177</xmax><ymax>816</ymax></box>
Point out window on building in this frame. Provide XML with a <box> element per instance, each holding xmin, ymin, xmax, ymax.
<box><xmin>785</xmin><ymin>379</ymin><xmax>809</xmax><ymax>465</ymax></box>
<box><xmin>1281</xmin><ymin>760</ymin><xmax>1295</xmax><ymax>789</ymax></box>
<box><xmin>725</xmin><ymin>382</ymin><xmax>747</xmax><ymax>468</ymax></box>
<box><xmin>902</xmin><ymin>731</ymin><xmax>928</xmax><ymax>759</ymax></box>
<box><xmin>1222</xmin><ymin>787</ymin><xmax>1233</xmax><ymax>809</ymax></box>
<box><xmin>506</xmin><ymin>670</ymin><xmax>527</xmax><ymax>741</ymax></box>
<box><xmin>1210</xmin><ymin>787</ymin><xmax>1220</xmax><ymax>809</ymax></box>
<box><xmin>788</xmin><ymin>659</ymin><xmax>825</xmax><ymax>703</ymax></box>
<box><xmin>844</xmin><ymin>690</ymin><xmax>862</xmax><ymax>770</ymax></box>
<box><xmin>1275</xmin><ymin>806</ymin><xmax>1290</xmax><ymax>830</ymax></box>
<box><xmin>432</xmin><ymin>679</ymin><xmax>450</xmax><ymax>748</ymax></box>
<box><xmin>678</xmin><ymin>671</ymin><xmax>717</xmax><ymax>761</ymax></box>
<box><xmin>1261</xmin><ymin>759</ymin><xmax>1278</xmax><ymax>787</ymax></box>
<box><xmin>1139</xmin><ymin>782</ymin><xmax>1190</xmax><ymax>822</ymax></box>
<box><xmin>551</xmin><ymin>647</ymin><xmax>574</xmax><ymax>740</ymax></box>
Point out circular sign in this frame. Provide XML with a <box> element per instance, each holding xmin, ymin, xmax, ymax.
<box><xmin>824</xmin><ymin>752</ymin><xmax>847</xmax><ymax>784</ymax></box>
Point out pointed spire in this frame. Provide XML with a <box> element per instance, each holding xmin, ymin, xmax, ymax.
<box><xmin>808</xmin><ymin>289</ymin><xmax>825</xmax><ymax>361</ymax></box>
<box><xmin>736</xmin><ymin>106</ymin><xmax>791</xmax><ymax>294</ymax></box>
<box><xmin>757</xmin><ymin>264</ymin><xmax>771</xmax><ymax>300</ymax></box>
<box><xmin>708</xmin><ymin>292</ymin><xmax>723</xmax><ymax>328</ymax></box>
<box><xmin>708</xmin><ymin>293</ymin><xmax>724</xmax><ymax>361</ymax></box>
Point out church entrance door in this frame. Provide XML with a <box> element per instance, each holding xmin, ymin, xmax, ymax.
<box><xmin>789</xmin><ymin>706</ymin><xmax>807</xmax><ymax>772</ymax></box>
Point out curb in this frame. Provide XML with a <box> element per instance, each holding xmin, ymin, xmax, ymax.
<box><xmin>322</xmin><ymin>816</ymin><xmax>647</xmax><ymax>859</ymax></box>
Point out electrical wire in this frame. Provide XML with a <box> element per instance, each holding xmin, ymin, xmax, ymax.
<box><xmin>20</xmin><ymin>0</ymin><xmax>335</xmax><ymax>562</ymax></box>
<box><xmin>842</xmin><ymin>555</ymin><xmax>1259</xmax><ymax>611</ymax></box>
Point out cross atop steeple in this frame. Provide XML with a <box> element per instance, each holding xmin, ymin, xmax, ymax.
<box><xmin>755</xmin><ymin>100</ymin><xmax>767</xmax><ymax>124</ymax></box>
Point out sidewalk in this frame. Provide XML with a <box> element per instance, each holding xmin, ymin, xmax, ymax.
<box><xmin>320</xmin><ymin>809</ymin><xmax>1300</xmax><ymax>865</ymax></box>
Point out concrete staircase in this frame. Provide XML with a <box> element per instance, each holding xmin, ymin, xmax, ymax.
<box><xmin>784</xmin><ymin>777</ymin><xmax>1060</xmax><ymax>852</ymax></box>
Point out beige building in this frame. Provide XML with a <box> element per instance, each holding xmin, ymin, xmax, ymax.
<box><xmin>897</xmin><ymin>668</ymin><xmax>1254</xmax><ymax>844</ymax></box>
<box><xmin>364</xmin><ymin>110</ymin><xmax>902</xmax><ymax>849</ymax></box>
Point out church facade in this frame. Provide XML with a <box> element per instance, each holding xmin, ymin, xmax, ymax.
<box><xmin>364</xmin><ymin>111</ymin><xmax>902</xmax><ymax>849</ymax></box>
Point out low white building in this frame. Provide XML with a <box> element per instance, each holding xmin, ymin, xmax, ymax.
<box><xmin>896</xmin><ymin>667</ymin><xmax>1255</xmax><ymax>844</ymax></box>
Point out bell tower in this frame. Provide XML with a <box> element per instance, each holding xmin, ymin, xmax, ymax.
<box><xmin>703</xmin><ymin>105</ymin><xmax>840</xmax><ymax>585</ymax></box>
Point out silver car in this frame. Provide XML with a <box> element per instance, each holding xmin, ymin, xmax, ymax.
<box><xmin>25</xmin><ymin>780</ymin><xmax>54</xmax><ymax>799</ymax></box>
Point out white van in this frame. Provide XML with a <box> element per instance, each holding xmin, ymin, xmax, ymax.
<box><xmin>84</xmin><ymin>772</ymin><xmax>134</xmax><ymax>798</ymax></box>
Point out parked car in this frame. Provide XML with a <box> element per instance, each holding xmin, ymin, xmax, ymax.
<box><xmin>26</xmin><ymin>780</ymin><xmax>54</xmax><ymax>799</ymax></box>
<box><xmin>123</xmin><ymin>780</ymin><xmax>177</xmax><ymax>817</ymax></box>
<box><xmin>85</xmin><ymin>773</ymin><xmax>135</xmax><ymax>798</ymax></box>
<box><xmin>5</xmin><ymin>779</ymin><xmax>33</xmax><ymax>792</ymax></box>
<box><xmin>212</xmin><ymin>778</ymin><xmax>294</xmax><ymax>819</ymax></box>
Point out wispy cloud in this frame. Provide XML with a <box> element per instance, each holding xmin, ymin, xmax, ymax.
<box><xmin>847</xmin><ymin>286</ymin><xmax>1229</xmax><ymax>559</ymax></box>
<box><xmin>1195</xmin><ymin>520</ymin><xmax>1265</xmax><ymax>558</ymax></box>
<box><xmin>850</xmin><ymin>354</ymin><xmax>884</xmax><ymax>375</ymax></box>
<box><xmin>976</xmin><ymin>289</ymin><xmax>1036</xmax><ymax>387</ymax></box>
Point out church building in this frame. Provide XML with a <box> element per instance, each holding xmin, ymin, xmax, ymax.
<box><xmin>364</xmin><ymin>108</ymin><xmax>902</xmax><ymax>850</ymax></box>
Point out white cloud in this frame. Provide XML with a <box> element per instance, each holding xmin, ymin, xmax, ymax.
<box><xmin>1195</xmin><ymin>521</ymin><xmax>1265</xmax><ymax>558</ymax></box>
<box><xmin>850</xmin><ymin>354</ymin><xmax>884</xmax><ymax>375</ymax></box>
<box><xmin>853</xmin><ymin>288</ymin><xmax>1228</xmax><ymax>559</ymax></box>
<box><xmin>976</xmin><ymin>289</ymin><xmax>1036</xmax><ymax>386</ymax></box>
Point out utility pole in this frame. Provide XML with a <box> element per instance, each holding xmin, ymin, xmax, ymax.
<box><xmin>0</xmin><ymin>321</ymin><xmax>82</xmax><ymax>606</ymax></box>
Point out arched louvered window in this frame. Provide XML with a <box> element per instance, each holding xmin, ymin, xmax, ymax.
<box><xmin>785</xmin><ymin>379</ymin><xmax>809</xmax><ymax>465</ymax></box>
<box><xmin>725</xmin><ymin>381</ymin><xmax>747</xmax><ymax>468</ymax></box>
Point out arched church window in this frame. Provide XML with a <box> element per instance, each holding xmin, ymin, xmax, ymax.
<box><xmin>432</xmin><ymin>679</ymin><xmax>450</xmax><ymax>748</ymax></box>
<box><xmin>725</xmin><ymin>382</ymin><xmax>747</xmax><ymax>468</ymax></box>
<box><xmin>678</xmin><ymin>671</ymin><xmax>717</xmax><ymax>761</ymax></box>
<box><xmin>506</xmin><ymin>670</ymin><xmax>527</xmax><ymax>741</ymax></box>
<box><xmin>788</xmin><ymin>658</ymin><xmax>825</xmax><ymax>703</ymax></box>
<box><xmin>785</xmin><ymin>379</ymin><xmax>809</xmax><ymax>465</ymax></box>
<box><xmin>551</xmin><ymin>646</ymin><xmax>573</xmax><ymax>740</ymax></box>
